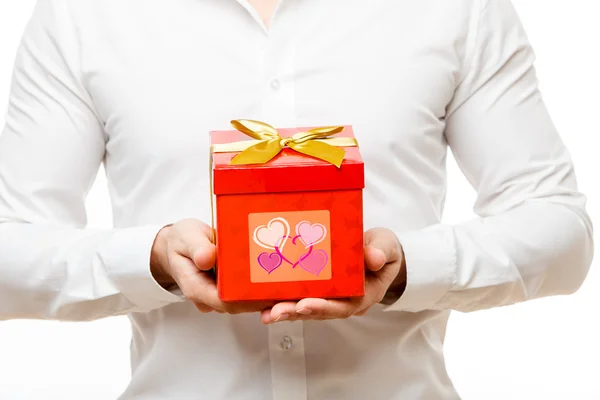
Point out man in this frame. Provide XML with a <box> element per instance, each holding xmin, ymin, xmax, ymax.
<box><xmin>0</xmin><ymin>0</ymin><xmax>593</xmax><ymax>399</ymax></box>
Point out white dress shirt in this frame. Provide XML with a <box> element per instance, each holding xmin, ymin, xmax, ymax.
<box><xmin>0</xmin><ymin>0</ymin><xmax>594</xmax><ymax>399</ymax></box>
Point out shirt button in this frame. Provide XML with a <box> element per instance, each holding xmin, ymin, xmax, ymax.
<box><xmin>280</xmin><ymin>336</ymin><xmax>293</xmax><ymax>351</ymax></box>
<box><xmin>270</xmin><ymin>78</ymin><xmax>281</xmax><ymax>91</ymax></box>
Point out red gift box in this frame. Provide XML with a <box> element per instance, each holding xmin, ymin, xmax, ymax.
<box><xmin>210</xmin><ymin>121</ymin><xmax>365</xmax><ymax>302</ymax></box>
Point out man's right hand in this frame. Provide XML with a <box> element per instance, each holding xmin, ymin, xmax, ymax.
<box><xmin>150</xmin><ymin>219</ymin><xmax>275</xmax><ymax>314</ymax></box>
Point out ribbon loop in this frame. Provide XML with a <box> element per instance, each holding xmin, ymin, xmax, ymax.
<box><xmin>288</xmin><ymin>139</ymin><xmax>347</xmax><ymax>168</ymax></box>
<box><xmin>290</xmin><ymin>126</ymin><xmax>343</xmax><ymax>144</ymax></box>
<box><xmin>230</xmin><ymin>119</ymin><xmax>279</xmax><ymax>140</ymax></box>
<box><xmin>229</xmin><ymin>138</ymin><xmax>282</xmax><ymax>166</ymax></box>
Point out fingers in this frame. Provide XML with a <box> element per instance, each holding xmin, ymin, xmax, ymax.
<box><xmin>262</xmin><ymin>301</ymin><xmax>298</xmax><ymax>324</ymax></box>
<box><xmin>194</xmin><ymin>303</ymin><xmax>215</xmax><ymax>313</ymax></box>
<box><xmin>363</xmin><ymin>228</ymin><xmax>401</xmax><ymax>272</ymax></box>
<box><xmin>168</xmin><ymin>253</ymin><xmax>216</xmax><ymax>302</ymax></box>
<box><xmin>296</xmin><ymin>298</ymin><xmax>358</xmax><ymax>319</ymax></box>
<box><xmin>165</xmin><ymin>219</ymin><xmax>276</xmax><ymax>315</ymax></box>
<box><xmin>160</xmin><ymin>219</ymin><xmax>277</xmax><ymax>316</ymax></box>
<box><xmin>262</xmin><ymin>298</ymin><xmax>365</xmax><ymax>324</ymax></box>
<box><xmin>172</xmin><ymin>252</ymin><xmax>273</xmax><ymax>314</ymax></box>
<box><xmin>260</xmin><ymin>309</ymin><xmax>271</xmax><ymax>324</ymax></box>
<box><xmin>263</xmin><ymin>268</ymin><xmax>393</xmax><ymax>324</ymax></box>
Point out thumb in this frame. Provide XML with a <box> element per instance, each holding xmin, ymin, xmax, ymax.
<box><xmin>175</xmin><ymin>219</ymin><xmax>217</xmax><ymax>272</ymax></box>
<box><xmin>364</xmin><ymin>228</ymin><xmax>401</xmax><ymax>272</ymax></box>
<box><xmin>193</xmin><ymin>242</ymin><xmax>216</xmax><ymax>272</ymax></box>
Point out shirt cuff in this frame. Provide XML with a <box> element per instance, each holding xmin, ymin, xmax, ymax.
<box><xmin>100</xmin><ymin>225</ymin><xmax>185</xmax><ymax>311</ymax></box>
<box><xmin>383</xmin><ymin>225</ymin><xmax>456</xmax><ymax>313</ymax></box>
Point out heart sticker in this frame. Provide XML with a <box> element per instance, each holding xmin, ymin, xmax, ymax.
<box><xmin>257</xmin><ymin>252</ymin><xmax>283</xmax><ymax>274</ymax></box>
<box><xmin>296</xmin><ymin>221</ymin><xmax>327</xmax><ymax>248</ymax></box>
<box><xmin>299</xmin><ymin>250</ymin><xmax>328</xmax><ymax>276</ymax></box>
<box><xmin>248</xmin><ymin>210</ymin><xmax>332</xmax><ymax>283</ymax></box>
<box><xmin>253</xmin><ymin>217</ymin><xmax>290</xmax><ymax>250</ymax></box>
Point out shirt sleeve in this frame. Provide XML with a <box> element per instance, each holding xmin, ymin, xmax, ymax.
<box><xmin>0</xmin><ymin>0</ymin><xmax>184</xmax><ymax>321</ymax></box>
<box><xmin>385</xmin><ymin>0</ymin><xmax>594</xmax><ymax>313</ymax></box>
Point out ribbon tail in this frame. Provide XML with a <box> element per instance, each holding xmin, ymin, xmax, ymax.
<box><xmin>230</xmin><ymin>138</ymin><xmax>283</xmax><ymax>165</ymax></box>
<box><xmin>289</xmin><ymin>140</ymin><xmax>346</xmax><ymax>168</ymax></box>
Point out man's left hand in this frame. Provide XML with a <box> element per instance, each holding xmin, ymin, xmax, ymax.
<box><xmin>261</xmin><ymin>227</ymin><xmax>406</xmax><ymax>324</ymax></box>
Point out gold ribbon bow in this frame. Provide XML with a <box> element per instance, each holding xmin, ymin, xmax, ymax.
<box><xmin>210</xmin><ymin>119</ymin><xmax>358</xmax><ymax>246</ymax></box>
<box><xmin>211</xmin><ymin>119</ymin><xmax>358</xmax><ymax>168</ymax></box>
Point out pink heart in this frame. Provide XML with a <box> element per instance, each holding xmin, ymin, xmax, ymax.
<box><xmin>299</xmin><ymin>250</ymin><xmax>328</xmax><ymax>276</ymax></box>
<box><xmin>296</xmin><ymin>221</ymin><xmax>327</xmax><ymax>248</ymax></box>
<box><xmin>257</xmin><ymin>252</ymin><xmax>283</xmax><ymax>274</ymax></box>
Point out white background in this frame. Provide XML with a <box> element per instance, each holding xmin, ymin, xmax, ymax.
<box><xmin>0</xmin><ymin>1</ymin><xmax>598</xmax><ymax>399</ymax></box>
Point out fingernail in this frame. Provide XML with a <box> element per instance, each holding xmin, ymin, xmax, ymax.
<box><xmin>371</xmin><ymin>248</ymin><xmax>387</xmax><ymax>268</ymax></box>
<box><xmin>296</xmin><ymin>308</ymin><xmax>312</xmax><ymax>315</ymax></box>
<box><xmin>274</xmin><ymin>313</ymin><xmax>289</xmax><ymax>322</ymax></box>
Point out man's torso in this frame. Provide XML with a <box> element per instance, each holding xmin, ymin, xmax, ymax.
<box><xmin>67</xmin><ymin>0</ymin><xmax>478</xmax><ymax>398</ymax></box>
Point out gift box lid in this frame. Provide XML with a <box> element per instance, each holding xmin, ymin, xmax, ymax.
<box><xmin>210</xmin><ymin>125</ymin><xmax>364</xmax><ymax>195</ymax></box>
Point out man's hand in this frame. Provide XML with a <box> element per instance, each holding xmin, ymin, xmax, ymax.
<box><xmin>261</xmin><ymin>227</ymin><xmax>407</xmax><ymax>324</ymax></box>
<box><xmin>150</xmin><ymin>219</ymin><xmax>275</xmax><ymax>314</ymax></box>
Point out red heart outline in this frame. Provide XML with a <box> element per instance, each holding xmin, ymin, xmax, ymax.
<box><xmin>275</xmin><ymin>235</ymin><xmax>314</xmax><ymax>268</ymax></box>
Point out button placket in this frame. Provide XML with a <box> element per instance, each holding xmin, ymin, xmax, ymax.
<box><xmin>258</xmin><ymin>1</ymin><xmax>300</xmax><ymax>127</ymax></box>
<box><xmin>268</xmin><ymin>322</ymin><xmax>307</xmax><ymax>400</ymax></box>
